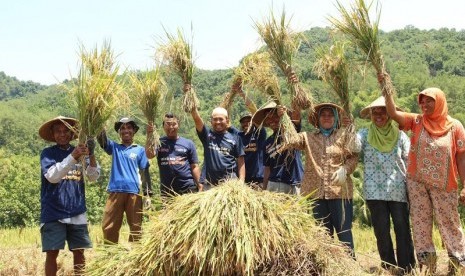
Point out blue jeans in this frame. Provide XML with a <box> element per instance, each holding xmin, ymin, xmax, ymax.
<box><xmin>366</xmin><ymin>200</ymin><xmax>415</xmax><ymax>272</ymax></box>
<box><xmin>312</xmin><ymin>199</ymin><xmax>354</xmax><ymax>255</ymax></box>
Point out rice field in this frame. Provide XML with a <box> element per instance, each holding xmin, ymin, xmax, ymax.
<box><xmin>0</xmin><ymin>221</ymin><xmax>450</xmax><ymax>275</ymax></box>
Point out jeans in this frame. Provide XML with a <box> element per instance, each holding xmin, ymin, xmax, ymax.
<box><xmin>366</xmin><ymin>200</ymin><xmax>415</xmax><ymax>272</ymax></box>
<box><xmin>312</xmin><ymin>199</ymin><xmax>354</xmax><ymax>254</ymax></box>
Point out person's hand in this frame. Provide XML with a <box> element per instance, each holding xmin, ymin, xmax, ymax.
<box><xmin>146</xmin><ymin>122</ymin><xmax>154</xmax><ymax>135</ymax></box>
<box><xmin>377</xmin><ymin>72</ymin><xmax>385</xmax><ymax>84</ymax></box>
<box><xmin>276</xmin><ymin>105</ymin><xmax>286</xmax><ymax>118</ymax></box>
<box><xmin>86</xmin><ymin>137</ymin><xmax>96</xmax><ymax>156</ymax></box>
<box><xmin>71</xmin><ymin>144</ymin><xmax>89</xmax><ymax>160</ymax></box>
<box><xmin>183</xmin><ymin>83</ymin><xmax>191</xmax><ymax>93</ymax></box>
<box><xmin>288</xmin><ymin>71</ymin><xmax>299</xmax><ymax>84</ymax></box>
<box><xmin>331</xmin><ymin>166</ymin><xmax>347</xmax><ymax>185</ymax></box>
<box><xmin>341</xmin><ymin>115</ymin><xmax>353</xmax><ymax>128</ymax></box>
<box><xmin>460</xmin><ymin>187</ymin><xmax>465</xmax><ymax>205</ymax></box>
<box><xmin>232</xmin><ymin>81</ymin><xmax>243</xmax><ymax>94</ymax></box>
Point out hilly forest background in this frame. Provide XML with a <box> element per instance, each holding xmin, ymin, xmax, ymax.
<box><xmin>2</xmin><ymin>26</ymin><xmax>465</xmax><ymax>228</ymax></box>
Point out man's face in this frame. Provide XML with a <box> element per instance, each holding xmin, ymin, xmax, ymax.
<box><xmin>52</xmin><ymin>123</ymin><xmax>73</xmax><ymax>147</ymax></box>
<box><xmin>163</xmin><ymin>117</ymin><xmax>179</xmax><ymax>138</ymax></box>
<box><xmin>211</xmin><ymin>114</ymin><xmax>229</xmax><ymax>133</ymax></box>
<box><xmin>240</xmin><ymin>117</ymin><xmax>251</xmax><ymax>132</ymax></box>
<box><xmin>119</xmin><ymin>123</ymin><xmax>135</xmax><ymax>144</ymax></box>
<box><xmin>318</xmin><ymin>108</ymin><xmax>335</xmax><ymax>130</ymax></box>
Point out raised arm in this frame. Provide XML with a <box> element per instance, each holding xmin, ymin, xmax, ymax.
<box><xmin>145</xmin><ymin>122</ymin><xmax>156</xmax><ymax>159</ymax></box>
<box><xmin>378</xmin><ymin>73</ymin><xmax>405</xmax><ymax>128</ymax></box>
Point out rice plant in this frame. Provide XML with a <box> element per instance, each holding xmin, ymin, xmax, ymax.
<box><xmin>159</xmin><ymin>28</ymin><xmax>199</xmax><ymax>112</ymax></box>
<box><xmin>69</xmin><ymin>40</ymin><xmax>121</xmax><ymax>144</ymax></box>
<box><xmin>254</xmin><ymin>9</ymin><xmax>314</xmax><ymax>111</ymax></box>
<box><xmin>128</xmin><ymin>67</ymin><xmax>167</xmax><ymax>152</ymax></box>
<box><xmin>329</xmin><ymin>0</ymin><xmax>395</xmax><ymax>96</ymax></box>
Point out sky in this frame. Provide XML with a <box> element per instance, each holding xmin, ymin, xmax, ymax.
<box><xmin>1</xmin><ymin>0</ymin><xmax>465</xmax><ymax>85</ymax></box>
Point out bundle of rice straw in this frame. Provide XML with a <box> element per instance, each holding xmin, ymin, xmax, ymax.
<box><xmin>159</xmin><ymin>28</ymin><xmax>199</xmax><ymax>112</ymax></box>
<box><xmin>70</xmin><ymin>41</ymin><xmax>121</xmax><ymax>144</ymax></box>
<box><xmin>236</xmin><ymin>52</ymin><xmax>299</xmax><ymax>146</ymax></box>
<box><xmin>255</xmin><ymin>9</ymin><xmax>314</xmax><ymax>111</ymax></box>
<box><xmin>329</xmin><ymin>0</ymin><xmax>395</xmax><ymax>97</ymax></box>
<box><xmin>128</xmin><ymin>67</ymin><xmax>167</xmax><ymax>154</ymax></box>
<box><xmin>87</xmin><ymin>179</ymin><xmax>364</xmax><ymax>276</ymax></box>
<box><xmin>219</xmin><ymin>75</ymin><xmax>243</xmax><ymax>111</ymax></box>
<box><xmin>314</xmin><ymin>41</ymin><xmax>358</xmax><ymax>158</ymax></box>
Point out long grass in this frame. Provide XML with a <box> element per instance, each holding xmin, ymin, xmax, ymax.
<box><xmin>329</xmin><ymin>0</ymin><xmax>395</xmax><ymax>96</ymax></box>
<box><xmin>69</xmin><ymin>41</ymin><xmax>121</xmax><ymax>144</ymax></box>
<box><xmin>159</xmin><ymin>28</ymin><xmax>199</xmax><ymax>112</ymax></box>
<box><xmin>254</xmin><ymin>9</ymin><xmax>314</xmax><ymax>111</ymax></box>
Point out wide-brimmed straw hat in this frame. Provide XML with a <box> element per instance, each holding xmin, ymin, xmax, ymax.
<box><xmin>359</xmin><ymin>96</ymin><xmax>403</xmax><ymax>119</ymax></box>
<box><xmin>114</xmin><ymin>117</ymin><xmax>140</xmax><ymax>133</ymax></box>
<box><xmin>251</xmin><ymin>102</ymin><xmax>278</xmax><ymax>127</ymax></box>
<box><xmin>309</xmin><ymin>103</ymin><xmax>344</xmax><ymax>127</ymax></box>
<box><xmin>39</xmin><ymin>116</ymin><xmax>78</xmax><ymax>142</ymax></box>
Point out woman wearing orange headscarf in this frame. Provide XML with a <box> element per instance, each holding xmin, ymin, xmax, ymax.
<box><xmin>382</xmin><ymin>81</ymin><xmax>465</xmax><ymax>274</ymax></box>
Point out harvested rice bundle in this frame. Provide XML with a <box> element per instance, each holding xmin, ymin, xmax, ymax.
<box><xmin>314</xmin><ymin>42</ymin><xmax>358</xmax><ymax>160</ymax></box>
<box><xmin>87</xmin><ymin>179</ymin><xmax>364</xmax><ymax>276</ymax></box>
<box><xmin>236</xmin><ymin>52</ymin><xmax>298</xmax><ymax>146</ymax></box>
<box><xmin>70</xmin><ymin>41</ymin><xmax>121</xmax><ymax>144</ymax></box>
<box><xmin>128</xmin><ymin>67</ymin><xmax>167</xmax><ymax>154</ymax></box>
<box><xmin>159</xmin><ymin>29</ymin><xmax>199</xmax><ymax>112</ymax></box>
<box><xmin>329</xmin><ymin>0</ymin><xmax>395</xmax><ymax>97</ymax></box>
<box><xmin>219</xmin><ymin>76</ymin><xmax>242</xmax><ymax>111</ymax></box>
<box><xmin>255</xmin><ymin>10</ymin><xmax>313</xmax><ymax>111</ymax></box>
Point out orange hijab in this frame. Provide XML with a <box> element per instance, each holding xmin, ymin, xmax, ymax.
<box><xmin>419</xmin><ymin>88</ymin><xmax>453</xmax><ymax>136</ymax></box>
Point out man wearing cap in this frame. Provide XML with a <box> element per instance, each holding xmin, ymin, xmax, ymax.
<box><xmin>357</xmin><ymin>97</ymin><xmax>415</xmax><ymax>273</ymax></box>
<box><xmin>186</xmin><ymin>85</ymin><xmax>245</xmax><ymax>189</ymax></box>
<box><xmin>97</xmin><ymin>117</ymin><xmax>151</xmax><ymax>243</ymax></box>
<box><xmin>39</xmin><ymin>116</ymin><xmax>100</xmax><ymax>275</ymax></box>
<box><xmin>238</xmin><ymin>112</ymin><xmax>267</xmax><ymax>184</ymax></box>
<box><xmin>252</xmin><ymin>103</ymin><xmax>303</xmax><ymax>194</ymax></box>
<box><xmin>146</xmin><ymin>113</ymin><xmax>202</xmax><ymax>196</ymax></box>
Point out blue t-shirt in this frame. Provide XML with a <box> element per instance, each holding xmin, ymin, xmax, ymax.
<box><xmin>103</xmin><ymin>139</ymin><xmax>149</xmax><ymax>194</ymax></box>
<box><xmin>157</xmin><ymin>136</ymin><xmax>199</xmax><ymax>195</ymax></box>
<box><xmin>239</xmin><ymin>126</ymin><xmax>267</xmax><ymax>183</ymax></box>
<box><xmin>197</xmin><ymin>125</ymin><xmax>245</xmax><ymax>184</ymax></box>
<box><xmin>40</xmin><ymin>145</ymin><xmax>86</xmax><ymax>223</ymax></box>
<box><xmin>264</xmin><ymin>126</ymin><xmax>303</xmax><ymax>185</ymax></box>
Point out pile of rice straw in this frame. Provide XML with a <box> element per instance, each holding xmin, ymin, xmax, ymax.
<box><xmin>86</xmin><ymin>179</ymin><xmax>364</xmax><ymax>276</ymax></box>
<box><xmin>128</xmin><ymin>67</ymin><xmax>167</xmax><ymax>153</ymax></box>
<box><xmin>69</xmin><ymin>40</ymin><xmax>121</xmax><ymax>144</ymax></box>
<box><xmin>159</xmin><ymin>28</ymin><xmax>199</xmax><ymax>112</ymax></box>
<box><xmin>329</xmin><ymin>0</ymin><xmax>395</xmax><ymax>97</ymax></box>
<box><xmin>255</xmin><ymin>10</ymin><xmax>314</xmax><ymax>111</ymax></box>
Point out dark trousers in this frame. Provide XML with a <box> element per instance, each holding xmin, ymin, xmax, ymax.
<box><xmin>312</xmin><ymin>199</ymin><xmax>354</xmax><ymax>254</ymax></box>
<box><xmin>366</xmin><ymin>200</ymin><xmax>416</xmax><ymax>272</ymax></box>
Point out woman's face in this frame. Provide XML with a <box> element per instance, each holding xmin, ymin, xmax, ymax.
<box><xmin>419</xmin><ymin>95</ymin><xmax>436</xmax><ymax>115</ymax></box>
<box><xmin>370</xmin><ymin>107</ymin><xmax>389</xmax><ymax>128</ymax></box>
<box><xmin>318</xmin><ymin>108</ymin><xmax>335</xmax><ymax>130</ymax></box>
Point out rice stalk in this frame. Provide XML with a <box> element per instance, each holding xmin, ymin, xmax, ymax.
<box><xmin>69</xmin><ymin>40</ymin><xmax>121</xmax><ymax>145</ymax></box>
<box><xmin>159</xmin><ymin>28</ymin><xmax>199</xmax><ymax>112</ymax></box>
<box><xmin>128</xmin><ymin>67</ymin><xmax>167</xmax><ymax>152</ymax></box>
<box><xmin>87</xmin><ymin>180</ymin><xmax>363</xmax><ymax>276</ymax></box>
<box><xmin>329</xmin><ymin>0</ymin><xmax>395</xmax><ymax>96</ymax></box>
<box><xmin>236</xmin><ymin>52</ymin><xmax>299</xmax><ymax>147</ymax></box>
<box><xmin>220</xmin><ymin>76</ymin><xmax>241</xmax><ymax>111</ymax></box>
<box><xmin>254</xmin><ymin>9</ymin><xmax>313</xmax><ymax>111</ymax></box>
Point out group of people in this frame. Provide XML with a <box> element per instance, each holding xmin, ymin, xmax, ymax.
<box><xmin>39</xmin><ymin>77</ymin><xmax>465</xmax><ymax>275</ymax></box>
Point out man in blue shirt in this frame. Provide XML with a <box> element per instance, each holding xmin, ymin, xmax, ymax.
<box><xmin>97</xmin><ymin>117</ymin><xmax>151</xmax><ymax>244</ymax></box>
<box><xmin>146</xmin><ymin>113</ymin><xmax>201</xmax><ymax>196</ymax></box>
<box><xmin>252</xmin><ymin>103</ymin><xmax>303</xmax><ymax>194</ymax></box>
<box><xmin>186</xmin><ymin>84</ymin><xmax>245</xmax><ymax>189</ymax></box>
<box><xmin>238</xmin><ymin>113</ymin><xmax>267</xmax><ymax>184</ymax></box>
<box><xmin>39</xmin><ymin>116</ymin><xmax>100</xmax><ymax>276</ymax></box>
